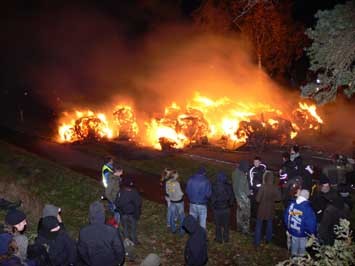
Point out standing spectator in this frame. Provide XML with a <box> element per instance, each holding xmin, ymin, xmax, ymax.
<box><xmin>284</xmin><ymin>189</ymin><xmax>316</xmax><ymax>257</ymax></box>
<box><xmin>186</xmin><ymin>167</ymin><xmax>212</xmax><ymax>229</ymax></box>
<box><xmin>4</xmin><ymin>209</ymin><xmax>29</xmax><ymax>262</ymax></box>
<box><xmin>311</xmin><ymin>174</ymin><xmax>338</xmax><ymax>224</ymax></box>
<box><xmin>249</xmin><ymin>156</ymin><xmax>267</xmax><ymax>219</ymax></box>
<box><xmin>106</xmin><ymin>167</ymin><xmax>123</xmax><ymax>224</ymax></box>
<box><xmin>318</xmin><ymin>197</ymin><xmax>351</xmax><ymax>245</ymax></box>
<box><xmin>78</xmin><ymin>201</ymin><xmax>125</xmax><ymax>266</ymax></box>
<box><xmin>210</xmin><ymin>172</ymin><xmax>234</xmax><ymax>243</ymax></box>
<box><xmin>232</xmin><ymin>160</ymin><xmax>251</xmax><ymax>235</ymax></box>
<box><xmin>160</xmin><ymin>168</ymin><xmax>173</xmax><ymax>230</ymax></box>
<box><xmin>279</xmin><ymin>152</ymin><xmax>297</xmax><ymax>184</ymax></box>
<box><xmin>290</xmin><ymin>145</ymin><xmax>303</xmax><ymax>176</ymax></box>
<box><xmin>183</xmin><ymin>215</ymin><xmax>208</xmax><ymax>266</ymax></box>
<box><xmin>35</xmin><ymin>216</ymin><xmax>77</xmax><ymax>266</ymax></box>
<box><xmin>254</xmin><ymin>171</ymin><xmax>281</xmax><ymax>247</ymax></box>
<box><xmin>37</xmin><ymin>204</ymin><xmax>64</xmax><ymax>236</ymax></box>
<box><xmin>166</xmin><ymin>170</ymin><xmax>185</xmax><ymax>235</ymax></box>
<box><xmin>115</xmin><ymin>177</ymin><xmax>142</xmax><ymax>245</ymax></box>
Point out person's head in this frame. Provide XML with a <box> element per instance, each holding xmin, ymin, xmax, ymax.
<box><xmin>5</xmin><ymin>209</ymin><xmax>27</xmax><ymax>233</ymax></box>
<box><xmin>161</xmin><ymin>168</ymin><xmax>173</xmax><ymax>180</ymax></box>
<box><xmin>170</xmin><ymin>170</ymin><xmax>179</xmax><ymax>180</ymax></box>
<box><xmin>282</xmin><ymin>152</ymin><xmax>290</xmax><ymax>162</ymax></box>
<box><xmin>319</xmin><ymin>174</ymin><xmax>330</xmax><ymax>193</ymax></box>
<box><xmin>114</xmin><ymin>167</ymin><xmax>123</xmax><ymax>176</ymax></box>
<box><xmin>105</xmin><ymin>156</ymin><xmax>114</xmax><ymax>165</ymax></box>
<box><xmin>238</xmin><ymin>160</ymin><xmax>249</xmax><ymax>173</ymax></box>
<box><xmin>291</xmin><ymin>145</ymin><xmax>299</xmax><ymax>155</ymax></box>
<box><xmin>122</xmin><ymin>177</ymin><xmax>135</xmax><ymax>188</ymax></box>
<box><xmin>42</xmin><ymin>204</ymin><xmax>62</xmax><ymax>224</ymax></box>
<box><xmin>216</xmin><ymin>172</ymin><xmax>227</xmax><ymax>183</ymax></box>
<box><xmin>253</xmin><ymin>156</ymin><xmax>262</xmax><ymax>167</ymax></box>
<box><xmin>41</xmin><ymin>216</ymin><xmax>61</xmax><ymax>240</ymax></box>
<box><xmin>197</xmin><ymin>166</ymin><xmax>206</xmax><ymax>175</ymax></box>
<box><xmin>298</xmin><ymin>189</ymin><xmax>310</xmax><ymax>200</ymax></box>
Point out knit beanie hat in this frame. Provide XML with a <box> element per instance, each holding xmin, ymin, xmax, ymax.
<box><xmin>319</xmin><ymin>173</ymin><xmax>330</xmax><ymax>185</ymax></box>
<box><xmin>5</xmin><ymin>209</ymin><xmax>26</xmax><ymax>226</ymax></box>
<box><xmin>41</xmin><ymin>216</ymin><xmax>59</xmax><ymax>232</ymax></box>
<box><xmin>140</xmin><ymin>253</ymin><xmax>161</xmax><ymax>266</ymax></box>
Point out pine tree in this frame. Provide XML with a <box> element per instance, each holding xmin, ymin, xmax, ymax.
<box><xmin>301</xmin><ymin>1</ymin><xmax>355</xmax><ymax>105</ymax></box>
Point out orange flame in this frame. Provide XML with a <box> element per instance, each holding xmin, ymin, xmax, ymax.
<box><xmin>56</xmin><ymin>95</ymin><xmax>323</xmax><ymax>149</ymax></box>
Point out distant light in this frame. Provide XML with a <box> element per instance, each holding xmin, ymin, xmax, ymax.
<box><xmin>316</xmin><ymin>79</ymin><xmax>321</xmax><ymax>84</ymax></box>
<box><xmin>316</xmin><ymin>87</ymin><xmax>320</xmax><ymax>92</ymax></box>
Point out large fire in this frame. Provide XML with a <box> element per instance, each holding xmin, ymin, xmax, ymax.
<box><xmin>57</xmin><ymin>94</ymin><xmax>323</xmax><ymax>150</ymax></box>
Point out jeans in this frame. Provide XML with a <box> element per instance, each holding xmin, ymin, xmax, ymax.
<box><xmin>214</xmin><ymin>208</ymin><xmax>230</xmax><ymax>242</ymax></box>
<box><xmin>121</xmin><ymin>214</ymin><xmax>138</xmax><ymax>244</ymax></box>
<box><xmin>166</xmin><ymin>198</ymin><xmax>172</xmax><ymax>227</ymax></box>
<box><xmin>290</xmin><ymin>236</ymin><xmax>307</xmax><ymax>257</ymax></box>
<box><xmin>254</xmin><ymin>219</ymin><xmax>273</xmax><ymax>246</ymax></box>
<box><xmin>189</xmin><ymin>204</ymin><xmax>207</xmax><ymax>229</ymax></box>
<box><xmin>169</xmin><ymin>202</ymin><xmax>185</xmax><ymax>234</ymax></box>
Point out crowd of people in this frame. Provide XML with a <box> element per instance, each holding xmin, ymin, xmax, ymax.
<box><xmin>0</xmin><ymin>147</ymin><xmax>354</xmax><ymax>266</ymax></box>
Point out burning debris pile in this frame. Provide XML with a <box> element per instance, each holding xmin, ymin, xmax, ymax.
<box><xmin>57</xmin><ymin>94</ymin><xmax>323</xmax><ymax>150</ymax></box>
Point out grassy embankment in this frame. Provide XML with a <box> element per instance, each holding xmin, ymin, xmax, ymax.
<box><xmin>0</xmin><ymin>140</ymin><xmax>290</xmax><ymax>265</ymax></box>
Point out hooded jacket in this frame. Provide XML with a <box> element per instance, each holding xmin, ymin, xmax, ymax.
<box><xmin>186</xmin><ymin>169</ymin><xmax>212</xmax><ymax>205</ymax></box>
<box><xmin>210</xmin><ymin>173</ymin><xmax>234</xmax><ymax>210</ymax></box>
<box><xmin>35</xmin><ymin>217</ymin><xmax>77</xmax><ymax>266</ymax></box>
<box><xmin>256</xmin><ymin>171</ymin><xmax>281</xmax><ymax>220</ymax></box>
<box><xmin>284</xmin><ymin>197</ymin><xmax>316</xmax><ymax>238</ymax></box>
<box><xmin>232</xmin><ymin>161</ymin><xmax>250</xmax><ymax>203</ymax></box>
<box><xmin>183</xmin><ymin>215</ymin><xmax>208</xmax><ymax>266</ymax></box>
<box><xmin>78</xmin><ymin>201</ymin><xmax>125</xmax><ymax>266</ymax></box>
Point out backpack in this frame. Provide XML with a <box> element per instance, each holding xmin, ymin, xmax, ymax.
<box><xmin>27</xmin><ymin>243</ymin><xmax>53</xmax><ymax>266</ymax></box>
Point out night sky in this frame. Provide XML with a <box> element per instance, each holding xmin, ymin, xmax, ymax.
<box><xmin>0</xmin><ymin>0</ymin><xmax>347</xmax><ymax>131</ymax></box>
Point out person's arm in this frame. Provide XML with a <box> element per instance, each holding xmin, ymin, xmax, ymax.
<box><xmin>255</xmin><ymin>187</ymin><xmax>263</xmax><ymax>203</ymax></box>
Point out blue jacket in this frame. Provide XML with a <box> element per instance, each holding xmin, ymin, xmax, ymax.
<box><xmin>284</xmin><ymin>199</ymin><xmax>316</xmax><ymax>238</ymax></box>
<box><xmin>186</xmin><ymin>173</ymin><xmax>212</xmax><ymax>205</ymax></box>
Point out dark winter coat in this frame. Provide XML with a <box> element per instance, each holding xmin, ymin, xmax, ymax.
<box><xmin>115</xmin><ymin>187</ymin><xmax>142</xmax><ymax>220</ymax></box>
<box><xmin>210</xmin><ymin>173</ymin><xmax>234</xmax><ymax>210</ymax></box>
<box><xmin>255</xmin><ymin>172</ymin><xmax>281</xmax><ymax>220</ymax></box>
<box><xmin>186</xmin><ymin>170</ymin><xmax>212</xmax><ymax>205</ymax></box>
<box><xmin>78</xmin><ymin>201</ymin><xmax>125</xmax><ymax>266</ymax></box>
<box><xmin>35</xmin><ymin>228</ymin><xmax>77</xmax><ymax>266</ymax></box>
<box><xmin>280</xmin><ymin>160</ymin><xmax>297</xmax><ymax>181</ymax></box>
<box><xmin>318</xmin><ymin>198</ymin><xmax>351</xmax><ymax>245</ymax></box>
<box><xmin>311</xmin><ymin>189</ymin><xmax>338</xmax><ymax>223</ymax></box>
<box><xmin>183</xmin><ymin>215</ymin><xmax>208</xmax><ymax>266</ymax></box>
